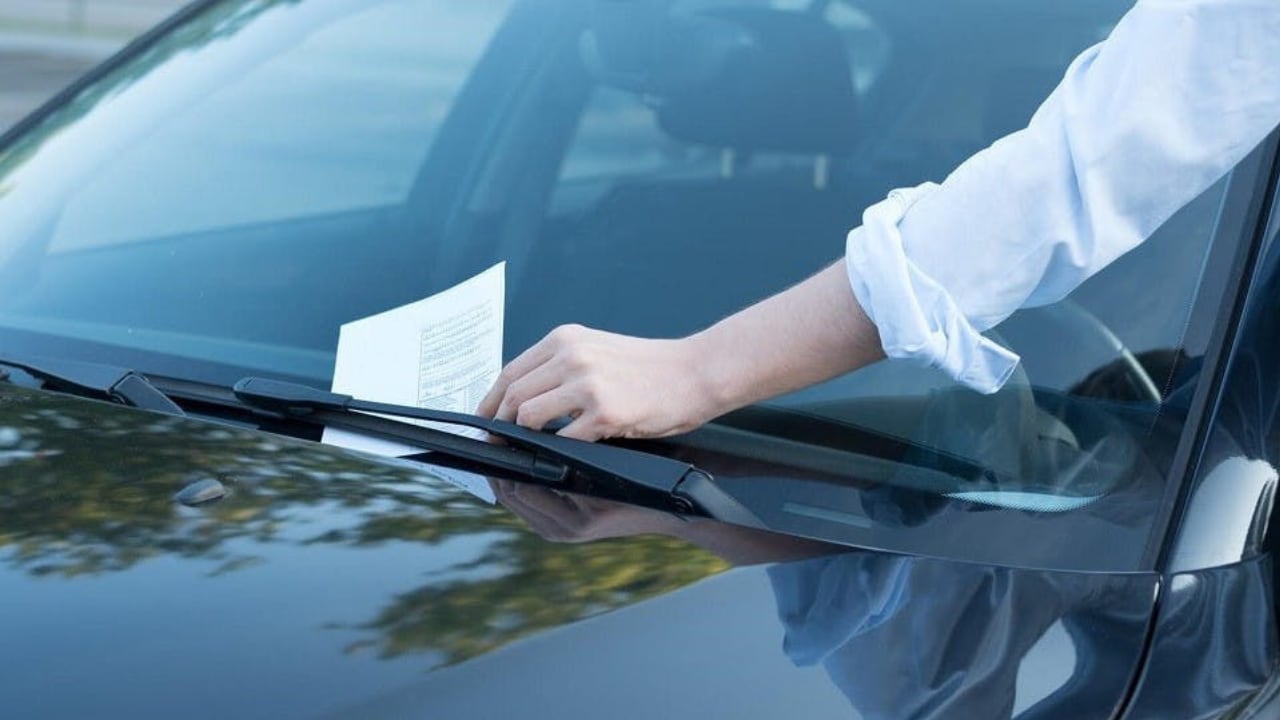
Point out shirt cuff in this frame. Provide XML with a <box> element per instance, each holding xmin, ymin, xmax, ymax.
<box><xmin>845</xmin><ymin>183</ymin><xmax>1021</xmax><ymax>394</ymax></box>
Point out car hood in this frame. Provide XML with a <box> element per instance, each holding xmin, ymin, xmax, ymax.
<box><xmin>0</xmin><ymin>384</ymin><xmax>1165</xmax><ymax>719</ymax></box>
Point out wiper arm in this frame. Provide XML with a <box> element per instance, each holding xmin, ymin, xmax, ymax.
<box><xmin>0</xmin><ymin>357</ymin><xmax>748</xmax><ymax>521</ymax></box>
<box><xmin>0</xmin><ymin>353</ymin><xmax>184</xmax><ymax>416</ymax></box>
<box><xmin>231</xmin><ymin>377</ymin><xmax>758</xmax><ymax>523</ymax></box>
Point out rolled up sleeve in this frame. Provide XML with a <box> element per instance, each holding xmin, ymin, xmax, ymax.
<box><xmin>847</xmin><ymin>0</ymin><xmax>1280</xmax><ymax>393</ymax></box>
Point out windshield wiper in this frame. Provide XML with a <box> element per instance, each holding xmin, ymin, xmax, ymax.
<box><xmin>0</xmin><ymin>355</ymin><xmax>746</xmax><ymax>519</ymax></box>
<box><xmin>230</xmin><ymin>377</ymin><xmax>756</xmax><ymax>523</ymax></box>
<box><xmin>0</xmin><ymin>354</ymin><xmax>184</xmax><ymax>416</ymax></box>
<box><xmin>0</xmin><ymin>355</ymin><xmax>749</xmax><ymax>521</ymax></box>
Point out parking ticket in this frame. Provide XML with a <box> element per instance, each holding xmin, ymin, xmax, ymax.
<box><xmin>322</xmin><ymin>262</ymin><xmax>506</xmax><ymax>503</ymax></box>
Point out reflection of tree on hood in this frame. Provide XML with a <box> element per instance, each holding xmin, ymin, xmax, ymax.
<box><xmin>0</xmin><ymin>384</ymin><xmax>728</xmax><ymax>667</ymax></box>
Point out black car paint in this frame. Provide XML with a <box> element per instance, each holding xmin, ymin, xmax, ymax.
<box><xmin>1124</xmin><ymin>557</ymin><xmax>1278</xmax><ymax>719</ymax></box>
<box><xmin>0</xmin><ymin>384</ymin><xmax>1152</xmax><ymax>718</ymax></box>
<box><xmin>1168</xmin><ymin>155</ymin><xmax>1280</xmax><ymax>575</ymax></box>
<box><xmin>0</xmin><ymin>374</ymin><xmax>1276</xmax><ymax>718</ymax></box>
<box><xmin>1</xmin><ymin>384</ymin><xmax>733</xmax><ymax>718</ymax></box>
<box><xmin>3</xmin><ymin>2</ymin><xmax>1280</xmax><ymax>719</ymax></box>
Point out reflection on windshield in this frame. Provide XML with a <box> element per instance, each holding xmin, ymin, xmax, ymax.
<box><xmin>0</xmin><ymin>0</ymin><xmax>303</xmax><ymax>259</ymax></box>
<box><xmin>0</xmin><ymin>0</ymin><xmax>514</xmax><ymax>375</ymax></box>
<box><xmin>0</xmin><ymin>0</ymin><xmax>1246</xmax><ymax>575</ymax></box>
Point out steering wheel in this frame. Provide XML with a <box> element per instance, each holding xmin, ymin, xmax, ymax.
<box><xmin>995</xmin><ymin>299</ymin><xmax>1165</xmax><ymax>405</ymax></box>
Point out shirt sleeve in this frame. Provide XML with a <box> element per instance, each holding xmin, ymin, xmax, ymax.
<box><xmin>846</xmin><ymin>0</ymin><xmax>1280</xmax><ymax>393</ymax></box>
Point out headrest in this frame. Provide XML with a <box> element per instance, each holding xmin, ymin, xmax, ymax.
<box><xmin>582</xmin><ymin>5</ymin><xmax>859</xmax><ymax>154</ymax></box>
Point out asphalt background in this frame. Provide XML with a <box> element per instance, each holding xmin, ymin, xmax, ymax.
<box><xmin>0</xmin><ymin>1</ymin><xmax>186</xmax><ymax>132</ymax></box>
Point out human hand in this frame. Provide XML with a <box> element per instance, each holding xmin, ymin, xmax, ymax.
<box><xmin>476</xmin><ymin>324</ymin><xmax>721</xmax><ymax>442</ymax></box>
<box><xmin>491</xmin><ymin>479</ymin><xmax>684</xmax><ymax>543</ymax></box>
<box><xmin>479</xmin><ymin>263</ymin><xmax>883</xmax><ymax>441</ymax></box>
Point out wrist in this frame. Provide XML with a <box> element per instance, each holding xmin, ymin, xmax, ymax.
<box><xmin>681</xmin><ymin>326</ymin><xmax>743</xmax><ymax>423</ymax></box>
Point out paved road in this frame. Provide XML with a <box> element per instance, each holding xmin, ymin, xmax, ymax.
<box><xmin>0</xmin><ymin>28</ymin><xmax>126</xmax><ymax>134</ymax></box>
<box><xmin>0</xmin><ymin>0</ymin><xmax>184</xmax><ymax>134</ymax></box>
<box><xmin>0</xmin><ymin>47</ymin><xmax>102</xmax><ymax>132</ymax></box>
<box><xmin>0</xmin><ymin>0</ymin><xmax>184</xmax><ymax>37</ymax></box>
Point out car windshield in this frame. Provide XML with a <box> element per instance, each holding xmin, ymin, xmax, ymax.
<box><xmin>0</xmin><ymin>0</ymin><xmax>1259</xmax><ymax>570</ymax></box>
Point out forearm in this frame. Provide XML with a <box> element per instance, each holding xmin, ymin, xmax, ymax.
<box><xmin>687</xmin><ymin>261</ymin><xmax>884</xmax><ymax>419</ymax></box>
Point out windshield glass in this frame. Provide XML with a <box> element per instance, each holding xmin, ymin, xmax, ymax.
<box><xmin>0</xmin><ymin>0</ymin><xmax>1257</xmax><ymax>570</ymax></box>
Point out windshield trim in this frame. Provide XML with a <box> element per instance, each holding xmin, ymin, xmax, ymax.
<box><xmin>1145</xmin><ymin>128</ymin><xmax>1280</xmax><ymax>572</ymax></box>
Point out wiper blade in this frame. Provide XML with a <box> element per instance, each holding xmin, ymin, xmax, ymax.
<box><xmin>0</xmin><ymin>353</ymin><xmax>184</xmax><ymax>416</ymax></box>
<box><xmin>231</xmin><ymin>377</ymin><xmax>757</xmax><ymax>523</ymax></box>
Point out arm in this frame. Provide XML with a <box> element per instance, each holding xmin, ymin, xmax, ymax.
<box><xmin>851</xmin><ymin>0</ymin><xmax>1280</xmax><ymax>391</ymax></box>
<box><xmin>477</xmin><ymin>262</ymin><xmax>882</xmax><ymax>441</ymax></box>
<box><xmin>480</xmin><ymin>0</ymin><xmax>1280</xmax><ymax>440</ymax></box>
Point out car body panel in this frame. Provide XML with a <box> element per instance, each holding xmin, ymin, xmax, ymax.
<box><xmin>1123</xmin><ymin>558</ymin><xmax>1278</xmax><ymax>720</ymax></box>
<box><xmin>1166</xmin><ymin>156</ymin><xmax>1280</xmax><ymax>574</ymax></box>
<box><xmin>3</xmin><ymin>0</ymin><xmax>1280</xmax><ymax>717</ymax></box>
<box><xmin>0</xmin><ymin>384</ymin><xmax>727</xmax><ymax>718</ymax></box>
<box><xmin>0</xmin><ymin>385</ymin><xmax>1167</xmax><ymax>718</ymax></box>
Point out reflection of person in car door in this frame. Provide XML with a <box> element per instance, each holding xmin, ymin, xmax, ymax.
<box><xmin>480</xmin><ymin>0</ymin><xmax>1280</xmax><ymax>442</ymax></box>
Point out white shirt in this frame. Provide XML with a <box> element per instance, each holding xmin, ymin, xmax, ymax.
<box><xmin>846</xmin><ymin>0</ymin><xmax>1280</xmax><ymax>393</ymax></box>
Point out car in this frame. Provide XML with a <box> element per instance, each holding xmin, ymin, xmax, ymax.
<box><xmin>2</xmin><ymin>0</ymin><xmax>1279</xmax><ymax>718</ymax></box>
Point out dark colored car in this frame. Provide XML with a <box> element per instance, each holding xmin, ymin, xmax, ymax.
<box><xmin>2</xmin><ymin>1</ymin><xmax>1280</xmax><ymax>718</ymax></box>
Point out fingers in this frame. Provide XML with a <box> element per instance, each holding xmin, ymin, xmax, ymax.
<box><xmin>514</xmin><ymin>386</ymin><xmax>585</xmax><ymax>431</ymax></box>
<box><xmin>493</xmin><ymin>360</ymin><xmax>569</xmax><ymax>425</ymax></box>
<box><xmin>557</xmin><ymin>414</ymin><xmax>605</xmax><ymax>442</ymax></box>
<box><xmin>477</xmin><ymin>333</ymin><xmax>559</xmax><ymax>418</ymax></box>
<box><xmin>478</xmin><ymin>324</ymin><xmax>591</xmax><ymax>420</ymax></box>
<box><xmin>478</xmin><ymin>324</ymin><xmax>680</xmax><ymax>442</ymax></box>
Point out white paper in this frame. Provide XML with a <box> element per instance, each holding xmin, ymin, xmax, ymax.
<box><xmin>322</xmin><ymin>262</ymin><xmax>506</xmax><ymax>503</ymax></box>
